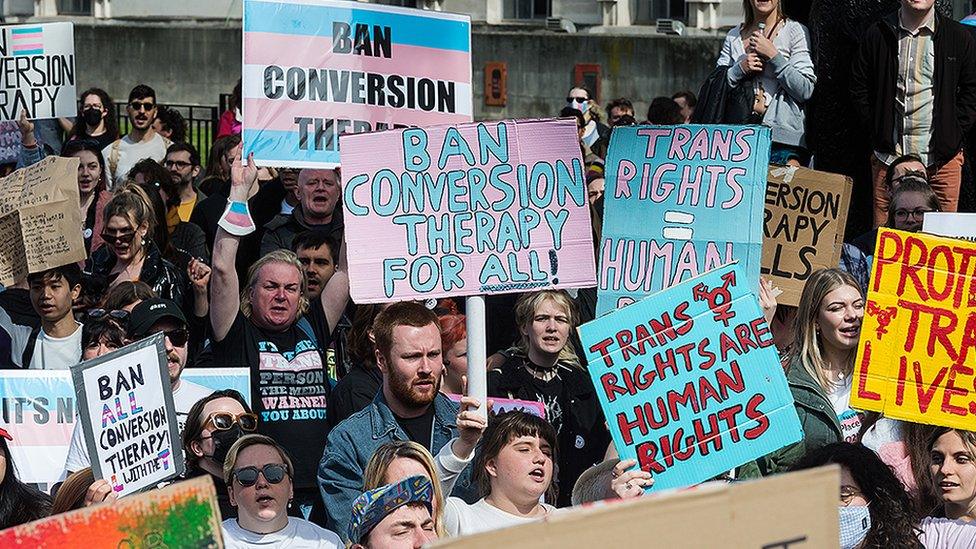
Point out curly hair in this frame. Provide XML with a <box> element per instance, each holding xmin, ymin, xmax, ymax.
<box><xmin>790</xmin><ymin>442</ymin><xmax>923</xmax><ymax>548</ymax></box>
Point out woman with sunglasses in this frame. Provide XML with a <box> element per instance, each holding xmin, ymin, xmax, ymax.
<box><xmin>222</xmin><ymin>434</ymin><xmax>342</xmax><ymax>548</ymax></box>
<box><xmin>87</xmin><ymin>185</ymin><xmax>190</xmax><ymax>312</ymax></box>
<box><xmin>183</xmin><ymin>390</ymin><xmax>258</xmax><ymax>520</ymax></box>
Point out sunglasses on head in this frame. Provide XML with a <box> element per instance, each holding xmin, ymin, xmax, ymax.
<box><xmin>234</xmin><ymin>463</ymin><xmax>289</xmax><ymax>487</ymax></box>
<box><xmin>158</xmin><ymin>328</ymin><xmax>189</xmax><ymax>347</ymax></box>
<box><xmin>85</xmin><ymin>308</ymin><xmax>130</xmax><ymax>324</ymax></box>
<box><xmin>129</xmin><ymin>101</ymin><xmax>155</xmax><ymax>112</ymax></box>
<box><xmin>205</xmin><ymin>411</ymin><xmax>258</xmax><ymax>432</ymax></box>
<box><xmin>101</xmin><ymin>230</ymin><xmax>136</xmax><ymax>245</ymax></box>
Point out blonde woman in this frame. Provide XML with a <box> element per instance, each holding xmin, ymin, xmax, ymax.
<box><xmin>487</xmin><ymin>290</ymin><xmax>609</xmax><ymax>507</ymax></box>
<box><xmin>756</xmin><ymin>268</ymin><xmax>864</xmax><ymax>475</ymax></box>
<box><xmin>362</xmin><ymin>441</ymin><xmax>447</xmax><ymax>536</ymax></box>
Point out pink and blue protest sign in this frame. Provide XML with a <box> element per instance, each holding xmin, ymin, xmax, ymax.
<box><xmin>598</xmin><ymin>125</ymin><xmax>770</xmax><ymax>315</ymax></box>
<box><xmin>0</xmin><ymin>22</ymin><xmax>75</xmax><ymax>121</ymax></box>
<box><xmin>242</xmin><ymin>0</ymin><xmax>472</xmax><ymax>168</ymax></box>
<box><xmin>579</xmin><ymin>262</ymin><xmax>801</xmax><ymax>491</ymax></box>
<box><xmin>339</xmin><ymin>118</ymin><xmax>596</xmax><ymax>303</ymax></box>
<box><xmin>0</xmin><ymin>371</ymin><xmax>76</xmax><ymax>484</ymax></box>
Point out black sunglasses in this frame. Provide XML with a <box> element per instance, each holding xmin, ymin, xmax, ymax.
<box><xmin>567</xmin><ymin>96</ymin><xmax>588</xmax><ymax>103</ymax></box>
<box><xmin>101</xmin><ymin>230</ymin><xmax>136</xmax><ymax>245</ymax></box>
<box><xmin>158</xmin><ymin>328</ymin><xmax>189</xmax><ymax>347</ymax></box>
<box><xmin>129</xmin><ymin>101</ymin><xmax>156</xmax><ymax>112</ymax></box>
<box><xmin>86</xmin><ymin>308</ymin><xmax>130</xmax><ymax>324</ymax></box>
<box><xmin>234</xmin><ymin>464</ymin><xmax>289</xmax><ymax>487</ymax></box>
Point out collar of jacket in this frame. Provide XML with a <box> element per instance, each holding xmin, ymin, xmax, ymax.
<box><xmin>786</xmin><ymin>355</ymin><xmax>844</xmax><ymax>432</ymax></box>
<box><xmin>368</xmin><ymin>390</ymin><xmax>458</xmax><ymax>441</ymax></box>
<box><xmin>881</xmin><ymin>9</ymin><xmax>942</xmax><ymax>36</ymax></box>
<box><xmin>92</xmin><ymin>238</ymin><xmax>164</xmax><ymax>279</ymax></box>
<box><xmin>493</xmin><ymin>355</ymin><xmax>594</xmax><ymax>398</ymax></box>
<box><xmin>292</xmin><ymin>202</ymin><xmax>344</xmax><ymax>230</ymax></box>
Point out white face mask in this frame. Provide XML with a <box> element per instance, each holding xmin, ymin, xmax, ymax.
<box><xmin>838</xmin><ymin>505</ymin><xmax>871</xmax><ymax>549</ymax></box>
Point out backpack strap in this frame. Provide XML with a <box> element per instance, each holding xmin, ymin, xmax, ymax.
<box><xmin>108</xmin><ymin>139</ymin><xmax>122</xmax><ymax>185</ymax></box>
<box><xmin>21</xmin><ymin>326</ymin><xmax>41</xmax><ymax>369</ymax></box>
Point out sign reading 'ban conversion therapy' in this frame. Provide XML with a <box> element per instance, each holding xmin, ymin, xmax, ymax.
<box><xmin>0</xmin><ymin>22</ymin><xmax>75</xmax><ymax>121</ymax></box>
<box><xmin>242</xmin><ymin>0</ymin><xmax>472</xmax><ymax>168</ymax></box>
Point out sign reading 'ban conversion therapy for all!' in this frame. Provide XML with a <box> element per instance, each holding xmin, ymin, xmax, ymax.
<box><xmin>0</xmin><ymin>22</ymin><xmax>75</xmax><ymax>121</ymax></box>
<box><xmin>242</xmin><ymin>0</ymin><xmax>472</xmax><ymax>168</ymax></box>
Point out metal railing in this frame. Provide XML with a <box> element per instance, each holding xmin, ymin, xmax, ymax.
<box><xmin>115</xmin><ymin>102</ymin><xmax>220</xmax><ymax>166</ymax></box>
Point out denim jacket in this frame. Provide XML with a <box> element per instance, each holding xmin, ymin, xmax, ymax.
<box><xmin>318</xmin><ymin>391</ymin><xmax>474</xmax><ymax>542</ymax></box>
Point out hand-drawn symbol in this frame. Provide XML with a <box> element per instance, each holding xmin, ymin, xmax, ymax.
<box><xmin>692</xmin><ymin>270</ymin><xmax>737</xmax><ymax>327</ymax></box>
<box><xmin>865</xmin><ymin>300</ymin><xmax>897</xmax><ymax>340</ymax></box>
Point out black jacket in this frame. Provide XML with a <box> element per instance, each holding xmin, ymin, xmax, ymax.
<box><xmin>851</xmin><ymin>11</ymin><xmax>976</xmax><ymax>166</ymax></box>
<box><xmin>326</xmin><ymin>361</ymin><xmax>382</xmax><ymax>430</ymax></box>
<box><xmin>260</xmin><ymin>204</ymin><xmax>344</xmax><ymax>257</ymax></box>
<box><xmin>488</xmin><ymin>356</ymin><xmax>610</xmax><ymax>507</ymax></box>
<box><xmin>89</xmin><ymin>239</ymin><xmax>189</xmax><ymax>311</ymax></box>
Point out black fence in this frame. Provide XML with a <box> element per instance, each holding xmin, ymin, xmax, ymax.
<box><xmin>114</xmin><ymin>102</ymin><xmax>220</xmax><ymax>166</ymax></box>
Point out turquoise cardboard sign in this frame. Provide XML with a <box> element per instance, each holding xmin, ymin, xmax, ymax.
<box><xmin>579</xmin><ymin>262</ymin><xmax>801</xmax><ymax>491</ymax></box>
<box><xmin>597</xmin><ymin>125</ymin><xmax>770</xmax><ymax>315</ymax></box>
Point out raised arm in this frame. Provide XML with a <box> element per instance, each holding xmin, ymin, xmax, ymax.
<box><xmin>209</xmin><ymin>146</ymin><xmax>258</xmax><ymax>342</ymax></box>
<box><xmin>320</xmin><ymin>233</ymin><xmax>349</xmax><ymax>333</ymax></box>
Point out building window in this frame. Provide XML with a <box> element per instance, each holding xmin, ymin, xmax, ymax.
<box><xmin>635</xmin><ymin>0</ymin><xmax>686</xmax><ymax>24</ymax></box>
<box><xmin>504</xmin><ymin>0</ymin><xmax>550</xmax><ymax>20</ymax></box>
<box><xmin>58</xmin><ymin>0</ymin><xmax>92</xmax><ymax>15</ymax></box>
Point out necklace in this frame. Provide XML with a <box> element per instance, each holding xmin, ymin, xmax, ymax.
<box><xmin>523</xmin><ymin>359</ymin><xmax>558</xmax><ymax>381</ymax></box>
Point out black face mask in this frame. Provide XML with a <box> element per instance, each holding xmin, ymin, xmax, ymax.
<box><xmin>82</xmin><ymin>108</ymin><xmax>102</xmax><ymax>127</ymax></box>
<box><xmin>207</xmin><ymin>425</ymin><xmax>243</xmax><ymax>466</ymax></box>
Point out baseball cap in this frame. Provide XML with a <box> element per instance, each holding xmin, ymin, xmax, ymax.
<box><xmin>348</xmin><ymin>475</ymin><xmax>434</xmax><ymax>544</ymax></box>
<box><xmin>127</xmin><ymin>298</ymin><xmax>187</xmax><ymax>339</ymax></box>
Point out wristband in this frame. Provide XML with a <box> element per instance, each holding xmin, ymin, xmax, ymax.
<box><xmin>218</xmin><ymin>200</ymin><xmax>256</xmax><ymax>236</ymax></box>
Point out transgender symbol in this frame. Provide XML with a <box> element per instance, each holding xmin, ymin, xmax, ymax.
<box><xmin>865</xmin><ymin>300</ymin><xmax>897</xmax><ymax>340</ymax></box>
<box><xmin>692</xmin><ymin>270</ymin><xmax>737</xmax><ymax>327</ymax></box>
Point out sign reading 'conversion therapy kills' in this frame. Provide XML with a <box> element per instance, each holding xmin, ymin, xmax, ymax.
<box><xmin>0</xmin><ymin>22</ymin><xmax>75</xmax><ymax>121</ymax></box>
<box><xmin>340</xmin><ymin>118</ymin><xmax>596</xmax><ymax>302</ymax></box>
<box><xmin>579</xmin><ymin>263</ymin><xmax>802</xmax><ymax>491</ymax></box>
<box><xmin>852</xmin><ymin>229</ymin><xmax>976</xmax><ymax>430</ymax></box>
<box><xmin>598</xmin><ymin>125</ymin><xmax>770</xmax><ymax>316</ymax></box>
<box><xmin>242</xmin><ymin>0</ymin><xmax>472</xmax><ymax>168</ymax></box>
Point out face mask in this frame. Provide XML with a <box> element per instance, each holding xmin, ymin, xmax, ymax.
<box><xmin>207</xmin><ymin>425</ymin><xmax>243</xmax><ymax>466</ymax></box>
<box><xmin>838</xmin><ymin>505</ymin><xmax>871</xmax><ymax>549</ymax></box>
<box><xmin>568</xmin><ymin>99</ymin><xmax>590</xmax><ymax>114</ymax></box>
<box><xmin>82</xmin><ymin>108</ymin><xmax>102</xmax><ymax>127</ymax></box>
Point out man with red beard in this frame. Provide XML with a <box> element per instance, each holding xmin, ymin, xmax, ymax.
<box><xmin>318</xmin><ymin>301</ymin><xmax>487</xmax><ymax>543</ymax></box>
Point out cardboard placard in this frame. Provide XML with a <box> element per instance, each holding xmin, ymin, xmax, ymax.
<box><xmin>579</xmin><ymin>262</ymin><xmax>802</xmax><ymax>491</ymax></box>
<box><xmin>852</xmin><ymin>229</ymin><xmax>976</xmax><ymax>429</ymax></box>
<box><xmin>70</xmin><ymin>334</ymin><xmax>184</xmax><ymax>496</ymax></box>
<box><xmin>430</xmin><ymin>466</ymin><xmax>840</xmax><ymax>549</ymax></box>
<box><xmin>242</xmin><ymin>0</ymin><xmax>472</xmax><ymax>168</ymax></box>
<box><xmin>0</xmin><ymin>155</ymin><xmax>85</xmax><ymax>285</ymax></box>
<box><xmin>445</xmin><ymin>393</ymin><xmax>546</xmax><ymax>419</ymax></box>
<box><xmin>181</xmin><ymin>367</ymin><xmax>252</xmax><ymax>406</ymax></box>
<box><xmin>923</xmin><ymin>212</ymin><xmax>976</xmax><ymax>241</ymax></box>
<box><xmin>0</xmin><ymin>476</ymin><xmax>224</xmax><ymax>547</ymax></box>
<box><xmin>761</xmin><ymin>165</ymin><xmax>852</xmax><ymax>307</ymax></box>
<box><xmin>0</xmin><ymin>22</ymin><xmax>76</xmax><ymax>121</ymax></box>
<box><xmin>0</xmin><ymin>371</ymin><xmax>76</xmax><ymax>484</ymax></box>
<box><xmin>597</xmin><ymin>125</ymin><xmax>771</xmax><ymax>316</ymax></box>
<box><xmin>340</xmin><ymin>118</ymin><xmax>596</xmax><ymax>303</ymax></box>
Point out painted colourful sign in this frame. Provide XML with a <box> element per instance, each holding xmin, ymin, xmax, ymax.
<box><xmin>242</xmin><ymin>0</ymin><xmax>472</xmax><ymax>168</ymax></box>
<box><xmin>0</xmin><ymin>371</ymin><xmax>75</xmax><ymax>484</ymax></box>
<box><xmin>445</xmin><ymin>394</ymin><xmax>546</xmax><ymax>419</ymax></box>
<box><xmin>761</xmin><ymin>165</ymin><xmax>852</xmax><ymax>307</ymax></box>
<box><xmin>71</xmin><ymin>334</ymin><xmax>184</xmax><ymax>496</ymax></box>
<box><xmin>0</xmin><ymin>22</ymin><xmax>76</xmax><ymax>121</ymax></box>
<box><xmin>340</xmin><ymin>118</ymin><xmax>596</xmax><ymax>302</ymax></box>
<box><xmin>0</xmin><ymin>476</ymin><xmax>223</xmax><ymax>548</ymax></box>
<box><xmin>182</xmin><ymin>367</ymin><xmax>251</xmax><ymax>406</ymax></box>
<box><xmin>579</xmin><ymin>262</ymin><xmax>802</xmax><ymax>491</ymax></box>
<box><xmin>597</xmin><ymin>125</ymin><xmax>770</xmax><ymax>315</ymax></box>
<box><xmin>852</xmin><ymin>229</ymin><xmax>976</xmax><ymax>430</ymax></box>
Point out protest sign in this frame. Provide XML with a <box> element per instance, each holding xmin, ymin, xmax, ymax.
<box><xmin>923</xmin><ymin>212</ymin><xmax>976</xmax><ymax>241</ymax></box>
<box><xmin>430</xmin><ymin>465</ymin><xmax>839</xmax><ymax>549</ymax></box>
<box><xmin>340</xmin><ymin>118</ymin><xmax>596</xmax><ymax>302</ymax></box>
<box><xmin>182</xmin><ymin>367</ymin><xmax>251</xmax><ymax>405</ymax></box>
<box><xmin>445</xmin><ymin>394</ymin><xmax>546</xmax><ymax>419</ymax></box>
<box><xmin>0</xmin><ymin>476</ymin><xmax>223</xmax><ymax>547</ymax></box>
<box><xmin>0</xmin><ymin>22</ymin><xmax>76</xmax><ymax>121</ymax></box>
<box><xmin>71</xmin><ymin>333</ymin><xmax>184</xmax><ymax>496</ymax></box>
<box><xmin>0</xmin><ymin>156</ymin><xmax>85</xmax><ymax>285</ymax></box>
<box><xmin>852</xmin><ymin>229</ymin><xmax>976</xmax><ymax>430</ymax></box>
<box><xmin>0</xmin><ymin>121</ymin><xmax>21</xmax><ymax>163</ymax></box>
<box><xmin>242</xmin><ymin>0</ymin><xmax>472</xmax><ymax>168</ymax></box>
<box><xmin>597</xmin><ymin>125</ymin><xmax>771</xmax><ymax>316</ymax></box>
<box><xmin>761</xmin><ymin>165</ymin><xmax>851</xmax><ymax>307</ymax></box>
<box><xmin>0</xmin><ymin>371</ymin><xmax>75</xmax><ymax>484</ymax></box>
<box><xmin>579</xmin><ymin>262</ymin><xmax>802</xmax><ymax>491</ymax></box>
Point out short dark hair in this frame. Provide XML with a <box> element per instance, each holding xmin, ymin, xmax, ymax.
<box><xmin>102</xmin><ymin>281</ymin><xmax>156</xmax><ymax>311</ymax></box>
<box><xmin>166</xmin><ymin>142</ymin><xmax>200</xmax><ymax>168</ymax></box>
<box><xmin>885</xmin><ymin>154</ymin><xmax>926</xmax><ymax>188</ymax></box>
<box><xmin>671</xmin><ymin>90</ymin><xmax>698</xmax><ymax>107</ymax></box>
<box><xmin>80</xmin><ymin>316</ymin><xmax>127</xmax><ymax>353</ymax></box>
<box><xmin>372</xmin><ymin>302</ymin><xmax>438</xmax><ymax>361</ymax></box>
<box><xmin>27</xmin><ymin>263</ymin><xmax>83</xmax><ymax>290</ymax></box>
<box><xmin>606</xmin><ymin>97</ymin><xmax>633</xmax><ymax>113</ymax></box>
<box><xmin>646</xmin><ymin>97</ymin><xmax>684</xmax><ymax>125</ymax></box>
<box><xmin>559</xmin><ymin>106</ymin><xmax>585</xmax><ymax>128</ymax></box>
<box><xmin>128</xmin><ymin>84</ymin><xmax>156</xmax><ymax>104</ymax></box>
<box><xmin>156</xmin><ymin>106</ymin><xmax>187</xmax><ymax>143</ymax></box>
<box><xmin>614</xmin><ymin>114</ymin><xmax>637</xmax><ymax>127</ymax></box>
<box><xmin>129</xmin><ymin>158</ymin><xmax>179</xmax><ymax>208</ymax></box>
<box><xmin>183</xmin><ymin>389</ymin><xmax>252</xmax><ymax>473</ymax></box>
<box><xmin>473</xmin><ymin>411</ymin><xmax>559</xmax><ymax>503</ymax></box>
<box><xmin>291</xmin><ymin>231</ymin><xmax>337</xmax><ymax>261</ymax></box>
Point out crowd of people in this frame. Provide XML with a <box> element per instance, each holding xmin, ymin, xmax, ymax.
<box><xmin>0</xmin><ymin>0</ymin><xmax>975</xmax><ymax>546</ymax></box>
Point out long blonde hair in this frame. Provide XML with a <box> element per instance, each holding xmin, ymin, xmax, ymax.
<box><xmin>514</xmin><ymin>290</ymin><xmax>581</xmax><ymax>367</ymax></box>
<box><xmin>790</xmin><ymin>268</ymin><xmax>862</xmax><ymax>391</ymax></box>
<box><xmin>362</xmin><ymin>441</ymin><xmax>446</xmax><ymax>537</ymax></box>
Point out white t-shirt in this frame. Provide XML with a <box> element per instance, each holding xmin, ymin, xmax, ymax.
<box><xmin>64</xmin><ymin>379</ymin><xmax>211</xmax><ymax>472</ymax></box>
<box><xmin>827</xmin><ymin>378</ymin><xmax>861</xmax><ymax>443</ymax></box>
<box><xmin>443</xmin><ymin>497</ymin><xmax>556</xmax><ymax>537</ymax></box>
<box><xmin>30</xmin><ymin>323</ymin><xmax>83</xmax><ymax>370</ymax></box>
<box><xmin>102</xmin><ymin>132</ymin><xmax>168</xmax><ymax>189</ymax></box>
<box><xmin>918</xmin><ymin>517</ymin><xmax>976</xmax><ymax>548</ymax></box>
<box><xmin>221</xmin><ymin>517</ymin><xmax>341</xmax><ymax>549</ymax></box>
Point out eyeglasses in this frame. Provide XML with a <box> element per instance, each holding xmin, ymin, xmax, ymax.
<box><xmin>100</xmin><ymin>230</ymin><xmax>136</xmax><ymax>245</ymax></box>
<box><xmin>158</xmin><ymin>328</ymin><xmax>189</xmax><ymax>347</ymax></box>
<box><xmin>893</xmin><ymin>208</ymin><xmax>932</xmax><ymax>221</ymax></box>
<box><xmin>234</xmin><ymin>463</ymin><xmax>289</xmax><ymax>487</ymax></box>
<box><xmin>566</xmin><ymin>96</ymin><xmax>588</xmax><ymax>103</ymax></box>
<box><xmin>129</xmin><ymin>101</ymin><xmax>156</xmax><ymax>112</ymax></box>
<box><xmin>85</xmin><ymin>308</ymin><xmax>130</xmax><ymax>324</ymax></box>
<box><xmin>205</xmin><ymin>411</ymin><xmax>258</xmax><ymax>432</ymax></box>
<box><xmin>164</xmin><ymin>160</ymin><xmax>193</xmax><ymax>169</ymax></box>
<box><xmin>840</xmin><ymin>486</ymin><xmax>864</xmax><ymax>506</ymax></box>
